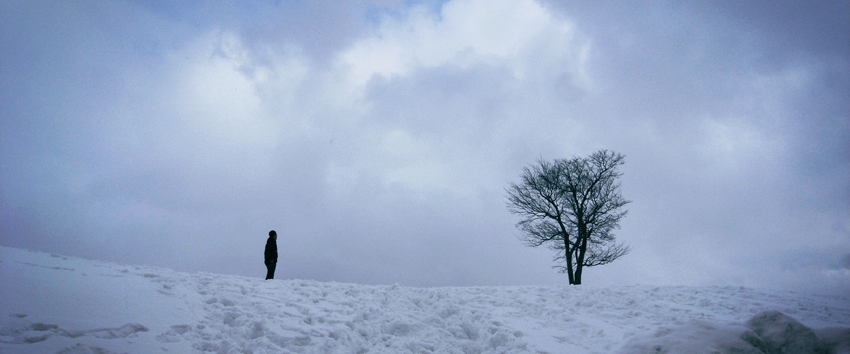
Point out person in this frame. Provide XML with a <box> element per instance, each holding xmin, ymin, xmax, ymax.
<box><xmin>264</xmin><ymin>230</ymin><xmax>278</xmax><ymax>280</ymax></box>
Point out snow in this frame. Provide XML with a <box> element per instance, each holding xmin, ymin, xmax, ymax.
<box><xmin>1</xmin><ymin>246</ymin><xmax>848</xmax><ymax>354</ymax></box>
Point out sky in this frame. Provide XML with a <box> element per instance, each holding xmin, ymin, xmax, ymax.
<box><xmin>1</xmin><ymin>0</ymin><xmax>848</xmax><ymax>295</ymax></box>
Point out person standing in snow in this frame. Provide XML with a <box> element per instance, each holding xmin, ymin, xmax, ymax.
<box><xmin>264</xmin><ymin>230</ymin><xmax>278</xmax><ymax>280</ymax></box>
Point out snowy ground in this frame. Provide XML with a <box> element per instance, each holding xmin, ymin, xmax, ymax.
<box><xmin>1</xmin><ymin>246</ymin><xmax>849</xmax><ymax>354</ymax></box>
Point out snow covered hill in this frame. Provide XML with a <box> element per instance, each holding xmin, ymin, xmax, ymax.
<box><xmin>1</xmin><ymin>246</ymin><xmax>848</xmax><ymax>353</ymax></box>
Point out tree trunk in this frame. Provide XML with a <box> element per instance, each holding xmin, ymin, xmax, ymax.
<box><xmin>574</xmin><ymin>221</ymin><xmax>589</xmax><ymax>285</ymax></box>
<box><xmin>574</xmin><ymin>245</ymin><xmax>585</xmax><ymax>284</ymax></box>
<box><xmin>556</xmin><ymin>218</ymin><xmax>576</xmax><ymax>285</ymax></box>
<box><xmin>573</xmin><ymin>240</ymin><xmax>584</xmax><ymax>284</ymax></box>
<box><xmin>564</xmin><ymin>237</ymin><xmax>575</xmax><ymax>284</ymax></box>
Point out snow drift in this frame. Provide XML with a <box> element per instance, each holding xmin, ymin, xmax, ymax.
<box><xmin>1</xmin><ymin>246</ymin><xmax>848</xmax><ymax>353</ymax></box>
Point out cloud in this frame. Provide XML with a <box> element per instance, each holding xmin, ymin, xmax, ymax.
<box><xmin>339</xmin><ymin>0</ymin><xmax>588</xmax><ymax>92</ymax></box>
<box><xmin>1</xmin><ymin>0</ymin><xmax>848</xmax><ymax>294</ymax></box>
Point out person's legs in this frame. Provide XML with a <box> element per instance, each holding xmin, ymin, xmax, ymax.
<box><xmin>265</xmin><ymin>262</ymin><xmax>276</xmax><ymax>280</ymax></box>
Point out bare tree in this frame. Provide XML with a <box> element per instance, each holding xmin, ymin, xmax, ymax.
<box><xmin>506</xmin><ymin>150</ymin><xmax>630</xmax><ymax>285</ymax></box>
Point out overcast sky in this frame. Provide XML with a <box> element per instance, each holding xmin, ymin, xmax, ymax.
<box><xmin>2</xmin><ymin>0</ymin><xmax>848</xmax><ymax>295</ymax></box>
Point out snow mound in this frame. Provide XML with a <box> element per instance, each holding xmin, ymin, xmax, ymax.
<box><xmin>1</xmin><ymin>246</ymin><xmax>849</xmax><ymax>354</ymax></box>
<box><xmin>747</xmin><ymin>310</ymin><xmax>824</xmax><ymax>354</ymax></box>
<box><xmin>618</xmin><ymin>310</ymin><xmax>850</xmax><ymax>354</ymax></box>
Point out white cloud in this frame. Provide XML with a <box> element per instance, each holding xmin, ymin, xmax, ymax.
<box><xmin>696</xmin><ymin>118</ymin><xmax>780</xmax><ymax>178</ymax></box>
<box><xmin>179</xmin><ymin>47</ymin><xmax>264</xmax><ymax>140</ymax></box>
<box><xmin>337</xmin><ymin>0</ymin><xmax>588</xmax><ymax>91</ymax></box>
<box><xmin>3</xmin><ymin>0</ymin><xmax>847</xmax><ymax>294</ymax></box>
<box><xmin>321</xmin><ymin>0</ymin><xmax>595</xmax><ymax>197</ymax></box>
<box><xmin>377</xmin><ymin>129</ymin><xmax>448</xmax><ymax>191</ymax></box>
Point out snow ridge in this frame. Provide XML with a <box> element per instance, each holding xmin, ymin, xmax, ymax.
<box><xmin>1</xmin><ymin>246</ymin><xmax>848</xmax><ymax>353</ymax></box>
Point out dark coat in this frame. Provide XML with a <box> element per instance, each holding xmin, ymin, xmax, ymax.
<box><xmin>264</xmin><ymin>237</ymin><xmax>278</xmax><ymax>264</ymax></box>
